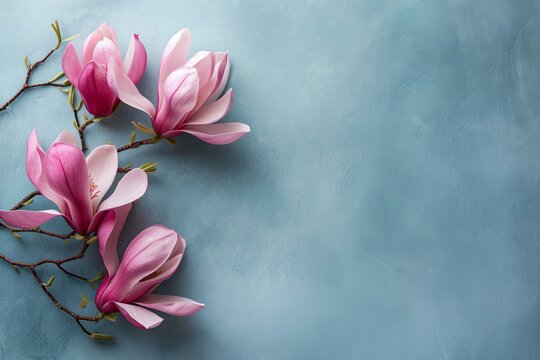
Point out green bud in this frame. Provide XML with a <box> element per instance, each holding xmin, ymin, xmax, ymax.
<box><xmin>71</xmin><ymin>233</ymin><xmax>85</xmax><ymax>240</ymax></box>
<box><xmin>163</xmin><ymin>136</ymin><xmax>178</xmax><ymax>145</ymax></box>
<box><xmin>43</xmin><ymin>275</ymin><xmax>56</xmax><ymax>287</ymax></box>
<box><xmin>51</xmin><ymin>20</ymin><xmax>62</xmax><ymax>50</ymax></box>
<box><xmin>76</xmin><ymin>100</ymin><xmax>83</xmax><ymax>111</ymax></box>
<box><xmin>129</xmin><ymin>131</ymin><xmax>136</xmax><ymax>145</ymax></box>
<box><xmin>132</xmin><ymin>121</ymin><xmax>156</xmax><ymax>135</ymax></box>
<box><xmin>79</xmin><ymin>293</ymin><xmax>88</xmax><ymax>308</ymax></box>
<box><xmin>68</xmin><ymin>86</ymin><xmax>75</xmax><ymax>107</ymax></box>
<box><xmin>12</xmin><ymin>232</ymin><xmax>22</xmax><ymax>240</ymax></box>
<box><xmin>61</xmin><ymin>79</ymin><xmax>71</xmax><ymax>86</ymax></box>
<box><xmin>12</xmin><ymin>265</ymin><xmax>19</xmax><ymax>273</ymax></box>
<box><xmin>90</xmin><ymin>332</ymin><xmax>113</xmax><ymax>341</ymax></box>
<box><xmin>23</xmin><ymin>56</ymin><xmax>30</xmax><ymax>70</ymax></box>
<box><xmin>49</xmin><ymin>71</ymin><xmax>64</xmax><ymax>82</ymax></box>
<box><xmin>85</xmin><ymin>236</ymin><xmax>97</xmax><ymax>245</ymax></box>
<box><xmin>21</xmin><ymin>199</ymin><xmax>33</xmax><ymax>207</ymax></box>
<box><xmin>62</xmin><ymin>33</ymin><xmax>80</xmax><ymax>42</ymax></box>
<box><xmin>87</xmin><ymin>270</ymin><xmax>105</xmax><ymax>284</ymax></box>
<box><xmin>103</xmin><ymin>313</ymin><xmax>117</xmax><ymax>322</ymax></box>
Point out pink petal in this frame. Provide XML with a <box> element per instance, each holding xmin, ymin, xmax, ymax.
<box><xmin>185</xmin><ymin>51</ymin><xmax>215</xmax><ymax>88</ymax></box>
<box><xmin>153</xmin><ymin>67</ymin><xmax>199</xmax><ymax>134</ymax></box>
<box><xmin>26</xmin><ymin>130</ymin><xmax>45</xmax><ymax>189</ymax></box>
<box><xmin>0</xmin><ymin>209</ymin><xmax>63</xmax><ymax>229</ymax></box>
<box><xmin>181</xmin><ymin>122</ymin><xmax>250</xmax><ymax>145</ymax></box>
<box><xmin>208</xmin><ymin>52</ymin><xmax>230</xmax><ymax>103</ymax></box>
<box><xmin>124</xmin><ymin>34</ymin><xmax>147</xmax><ymax>84</ymax></box>
<box><xmin>53</xmin><ymin>131</ymin><xmax>78</xmax><ymax>146</ymax></box>
<box><xmin>107</xmin><ymin>62</ymin><xmax>155</xmax><ymax>118</ymax></box>
<box><xmin>135</xmin><ymin>294</ymin><xmax>204</xmax><ymax>317</ymax></box>
<box><xmin>97</xmin><ymin>204</ymin><xmax>132</xmax><ymax>277</ymax></box>
<box><xmin>78</xmin><ymin>61</ymin><xmax>117</xmax><ymax>117</ymax></box>
<box><xmin>114</xmin><ymin>302</ymin><xmax>163</xmax><ymax>329</ymax></box>
<box><xmin>188</xmin><ymin>89</ymin><xmax>234</xmax><ymax>125</ymax></box>
<box><xmin>85</xmin><ymin>145</ymin><xmax>118</xmax><ymax>212</ymax></box>
<box><xmin>107</xmin><ymin>225</ymin><xmax>178</xmax><ymax>301</ymax></box>
<box><xmin>159</xmin><ymin>28</ymin><xmax>191</xmax><ymax>102</ymax></box>
<box><xmin>26</xmin><ymin>131</ymin><xmax>68</xmax><ymax>213</ymax></box>
<box><xmin>61</xmin><ymin>43</ymin><xmax>82</xmax><ymax>88</ymax></box>
<box><xmin>92</xmin><ymin>38</ymin><xmax>122</xmax><ymax>68</ymax></box>
<box><xmin>96</xmin><ymin>168</ymin><xmax>148</xmax><ymax>214</ymax></box>
<box><xmin>128</xmin><ymin>234</ymin><xmax>185</xmax><ymax>299</ymax></box>
<box><xmin>44</xmin><ymin>143</ymin><xmax>93</xmax><ymax>234</ymax></box>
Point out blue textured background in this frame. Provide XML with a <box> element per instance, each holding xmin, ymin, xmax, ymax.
<box><xmin>0</xmin><ymin>0</ymin><xmax>540</xmax><ymax>359</ymax></box>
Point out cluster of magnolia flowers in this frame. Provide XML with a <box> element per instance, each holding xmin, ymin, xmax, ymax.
<box><xmin>0</xmin><ymin>22</ymin><xmax>249</xmax><ymax>337</ymax></box>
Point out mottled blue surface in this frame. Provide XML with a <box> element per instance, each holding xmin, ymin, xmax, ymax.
<box><xmin>0</xmin><ymin>0</ymin><xmax>539</xmax><ymax>359</ymax></box>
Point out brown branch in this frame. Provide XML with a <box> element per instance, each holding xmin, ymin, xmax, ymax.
<box><xmin>116</xmin><ymin>137</ymin><xmax>157</xmax><ymax>153</ymax></box>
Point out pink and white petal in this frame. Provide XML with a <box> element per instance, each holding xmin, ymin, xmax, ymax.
<box><xmin>61</xmin><ymin>43</ymin><xmax>82</xmax><ymax>88</ymax></box>
<box><xmin>44</xmin><ymin>143</ymin><xmax>93</xmax><ymax>234</ymax></box>
<box><xmin>92</xmin><ymin>38</ymin><xmax>122</xmax><ymax>68</ymax></box>
<box><xmin>97</xmin><ymin>204</ymin><xmax>131</xmax><ymax>276</ymax></box>
<box><xmin>78</xmin><ymin>61</ymin><xmax>118</xmax><ymax>117</ymax></box>
<box><xmin>188</xmin><ymin>89</ymin><xmax>234</xmax><ymax>125</ymax></box>
<box><xmin>207</xmin><ymin>52</ymin><xmax>230</xmax><ymax>103</ymax></box>
<box><xmin>135</xmin><ymin>294</ymin><xmax>204</xmax><ymax>316</ymax></box>
<box><xmin>114</xmin><ymin>302</ymin><xmax>163</xmax><ymax>329</ymax></box>
<box><xmin>107</xmin><ymin>62</ymin><xmax>155</xmax><ymax>118</ymax></box>
<box><xmin>129</xmin><ymin>253</ymin><xmax>182</xmax><ymax>299</ymax></box>
<box><xmin>159</xmin><ymin>28</ymin><xmax>191</xmax><ymax>100</ymax></box>
<box><xmin>26</xmin><ymin>130</ymin><xmax>45</xmax><ymax>189</ymax></box>
<box><xmin>96</xmin><ymin>168</ymin><xmax>148</xmax><ymax>214</ymax></box>
<box><xmin>0</xmin><ymin>209</ymin><xmax>63</xmax><ymax>229</ymax></box>
<box><xmin>54</xmin><ymin>131</ymin><xmax>78</xmax><ymax>146</ymax></box>
<box><xmin>124</xmin><ymin>34</ymin><xmax>147</xmax><ymax>84</ymax></box>
<box><xmin>98</xmin><ymin>23</ymin><xmax>119</xmax><ymax>46</ymax></box>
<box><xmin>82</xmin><ymin>28</ymin><xmax>106</xmax><ymax>65</ymax></box>
<box><xmin>182</xmin><ymin>122</ymin><xmax>250</xmax><ymax>145</ymax></box>
<box><xmin>85</xmin><ymin>145</ymin><xmax>118</xmax><ymax>212</ymax></box>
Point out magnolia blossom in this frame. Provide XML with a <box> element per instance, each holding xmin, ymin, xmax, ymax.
<box><xmin>0</xmin><ymin>130</ymin><xmax>147</xmax><ymax>235</ymax></box>
<box><xmin>62</xmin><ymin>23</ymin><xmax>147</xmax><ymax>117</ymax></box>
<box><xmin>108</xmin><ymin>28</ymin><xmax>250</xmax><ymax>145</ymax></box>
<box><xmin>95</xmin><ymin>210</ymin><xmax>203</xmax><ymax>329</ymax></box>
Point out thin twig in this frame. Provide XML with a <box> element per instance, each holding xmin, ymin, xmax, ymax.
<box><xmin>0</xmin><ymin>220</ymin><xmax>74</xmax><ymax>240</ymax></box>
<box><xmin>0</xmin><ymin>243</ymin><xmax>99</xmax><ymax>334</ymax></box>
<box><xmin>10</xmin><ymin>190</ymin><xmax>41</xmax><ymax>210</ymax></box>
<box><xmin>0</xmin><ymin>48</ymin><xmax>68</xmax><ymax>112</ymax></box>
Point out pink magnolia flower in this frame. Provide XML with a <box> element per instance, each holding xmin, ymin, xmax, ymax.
<box><xmin>0</xmin><ymin>130</ymin><xmax>148</xmax><ymax>235</ymax></box>
<box><xmin>62</xmin><ymin>23</ymin><xmax>147</xmax><ymax>117</ymax></box>
<box><xmin>107</xmin><ymin>28</ymin><xmax>250</xmax><ymax>145</ymax></box>
<box><xmin>95</xmin><ymin>210</ymin><xmax>203</xmax><ymax>329</ymax></box>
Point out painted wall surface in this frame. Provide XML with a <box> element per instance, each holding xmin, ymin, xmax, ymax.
<box><xmin>0</xmin><ymin>1</ymin><xmax>539</xmax><ymax>359</ymax></box>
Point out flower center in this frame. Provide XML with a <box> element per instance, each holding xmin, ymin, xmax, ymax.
<box><xmin>89</xmin><ymin>175</ymin><xmax>100</xmax><ymax>200</ymax></box>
